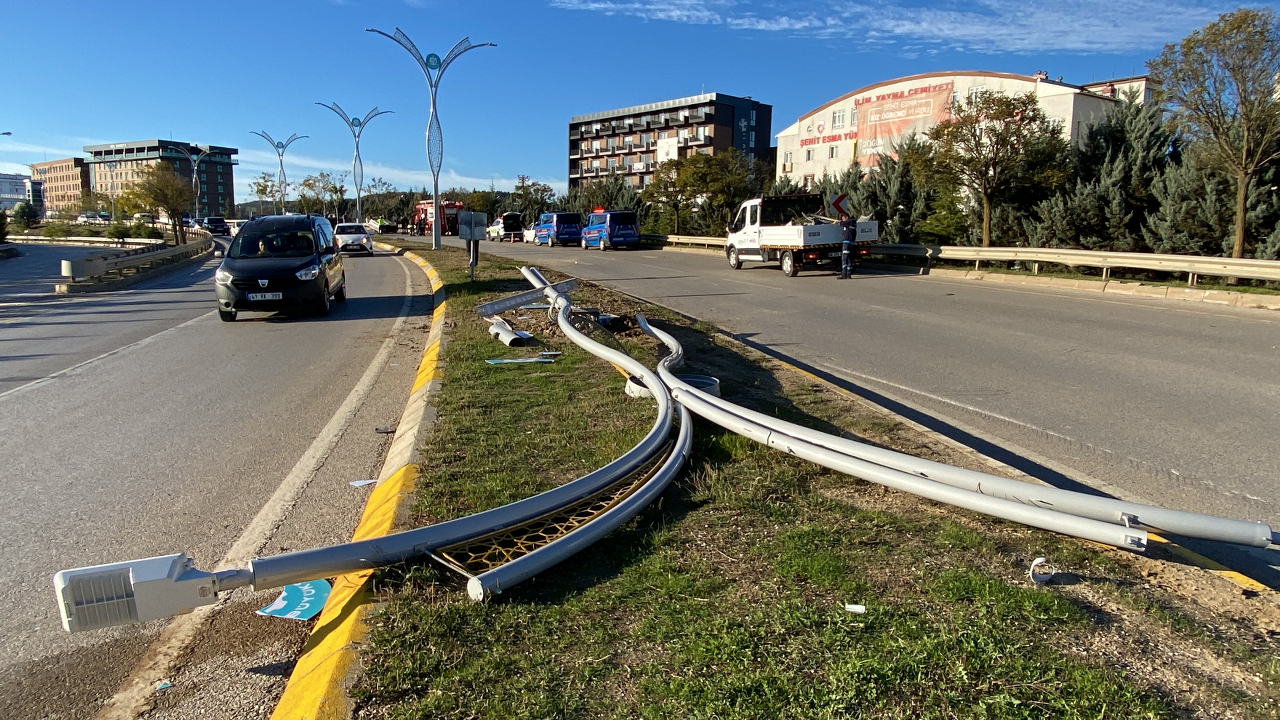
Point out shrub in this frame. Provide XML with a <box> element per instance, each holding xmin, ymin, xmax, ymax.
<box><xmin>106</xmin><ymin>223</ymin><xmax>132</xmax><ymax>240</ymax></box>
<box><xmin>132</xmin><ymin>223</ymin><xmax>163</xmax><ymax>239</ymax></box>
<box><xmin>0</xmin><ymin>209</ymin><xmax>8</xmax><ymax>243</ymax></box>
<box><xmin>44</xmin><ymin>222</ymin><xmax>72</xmax><ymax>239</ymax></box>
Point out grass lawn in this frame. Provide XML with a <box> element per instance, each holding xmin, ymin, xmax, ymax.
<box><xmin>353</xmin><ymin>243</ymin><xmax>1279</xmax><ymax>719</ymax></box>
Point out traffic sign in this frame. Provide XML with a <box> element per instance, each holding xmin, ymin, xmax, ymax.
<box><xmin>830</xmin><ymin>193</ymin><xmax>850</xmax><ymax>217</ymax></box>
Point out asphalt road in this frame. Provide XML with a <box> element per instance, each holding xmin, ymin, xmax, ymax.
<box><xmin>0</xmin><ymin>242</ymin><xmax>434</xmax><ymax>719</ymax></box>
<box><xmin>449</xmin><ymin>238</ymin><xmax>1280</xmax><ymax>574</ymax></box>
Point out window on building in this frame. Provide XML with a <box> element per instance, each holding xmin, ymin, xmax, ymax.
<box><xmin>829</xmin><ymin>145</ymin><xmax>839</xmax><ymax>159</ymax></box>
<box><xmin>658</xmin><ymin>131</ymin><xmax>668</xmax><ymax>139</ymax></box>
<box><xmin>607</xmin><ymin>158</ymin><xmax>616</xmax><ymax>168</ymax></box>
<box><xmin>832</xmin><ymin>109</ymin><xmax>845</xmax><ymax>128</ymax></box>
<box><xmin>850</xmin><ymin>107</ymin><xmax>857</xmax><ymax>126</ymax></box>
<box><xmin>802</xmin><ymin>175</ymin><xmax>814</xmax><ymax>191</ymax></box>
<box><xmin>591</xmin><ymin>160</ymin><xmax>601</xmax><ymax>168</ymax></box>
<box><xmin>967</xmin><ymin>85</ymin><xmax>986</xmax><ymax>99</ymax></box>
<box><xmin>749</xmin><ymin>131</ymin><xmax>755</xmax><ymax>148</ymax></box>
<box><xmin>607</xmin><ymin>137</ymin><xmax>616</xmax><ymax>148</ymax></box>
<box><xmin>592</xmin><ymin>140</ymin><xmax>601</xmax><ymax>150</ymax></box>
<box><xmin>750</xmin><ymin>109</ymin><xmax>757</xmax><ymax>126</ymax></box>
<box><xmin>805</xmin><ymin>148</ymin><xmax>814</xmax><ymax>162</ymax></box>
<box><xmin>783</xmin><ymin>151</ymin><xmax>792</xmax><ymax>164</ymax></box>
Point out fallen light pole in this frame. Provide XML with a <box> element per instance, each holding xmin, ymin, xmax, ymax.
<box><xmin>316</xmin><ymin>102</ymin><xmax>392</xmax><ymax>223</ymax></box>
<box><xmin>366</xmin><ymin>27</ymin><xmax>494</xmax><ymax>250</ymax></box>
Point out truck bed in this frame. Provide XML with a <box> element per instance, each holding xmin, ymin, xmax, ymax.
<box><xmin>758</xmin><ymin>223</ymin><xmax>843</xmax><ymax>248</ymax></box>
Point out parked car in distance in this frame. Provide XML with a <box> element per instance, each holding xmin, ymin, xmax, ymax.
<box><xmin>213</xmin><ymin>214</ymin><xmax>346</xmax><ymax>321</ymax></box>
<box><xmin>226</xmin><ymin>219</ymin><xmax>249</xmax><ymax>237</ymax></box>
<box><xmin>532</xmin><ymin>212</ymin><xmax>583</xmax><ymax>247</ymax></box>
<box><xmin>334</xmin><ymin>223</ymin><xmax>373</xmax><ymax>254</ymax></box>
<box><xmin>132</xmin><ymin>213</ymin><xmax>154</xmax><ymax>223</ymax></box>
<box><xmin>581</xmin><ymin>210</ymin><xmax>640</xmax><ymax>250</ymax></box>
<box><xmin>201</xmin><ymin>216</ymin><xmax>231</xmax><ymax>235</ymax></box>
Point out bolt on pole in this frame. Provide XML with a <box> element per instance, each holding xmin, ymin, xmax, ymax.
<box><xmin>316</xmin><ymin>103</ymin><xmax>392</xmax><ymax>224</ymax></box>
<box><xmin>251</xmin><ymin>131</ymin><xmax>307</xmax><ymax>215</ymax></box>
<box><xmin>367</xmin><ymin>27</ymin><xmax>494</xmax><ymax>250</ymax></box>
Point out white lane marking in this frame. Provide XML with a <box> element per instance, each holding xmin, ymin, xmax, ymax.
<box><xmin>96</xmin><ymin>256</ymin><xmax>416</xmax><ymax>720</ymax></box>
<box><xmin>722</xmin><ymin>277</ymin><xmax>783</xmax><ymax>291</ymax></box>
<box><xmin>818</xmin><ymin>360</ymin><xmax>1076</xmax><ymax>443</ymax></box>
<box><xmin>0</xmin><ymin>311</ymin><xmax>216</xmax><ymax>400</ymax></box>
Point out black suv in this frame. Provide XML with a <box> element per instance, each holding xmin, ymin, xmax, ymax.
<box><xmin>213</xmin><ymin>215</ymin><xmax>346</xmax><ymax>321</ymax></box>
<box><xmin>202</xmin><ymin>216</ymin><xmax>231</xmax><ymax>235</ymax></box>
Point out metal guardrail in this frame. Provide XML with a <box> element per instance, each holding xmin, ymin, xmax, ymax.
<box><xmin>643</xmin><ymin>234</ymin><xmax>1280</xmax><ymax>283</ymax></box>
<box><xmin>61</xmin><ymin>239</ymin><xmax>214</xmax><ymax>281</ymax></box>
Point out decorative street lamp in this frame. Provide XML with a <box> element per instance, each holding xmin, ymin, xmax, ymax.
<box><xmin>250</xmin><ymin>131</ymin><xmax>307</xmax><ymax>214</ymax></box>
<box><xmin>367</xmin><ymin>27</ymin><xmax>494</xmax><ymax>250</ymax></box>
<box><xmin>104</xmin><ymin>161</ymin><xmax>117</xmax><ymax>221</ymax></box>
<box><xmin>316</xmin><ymin>102</ymin><xmax>392</xmax><ymax>223</ymax></box>
<box><xmin>172</xmin><ymin>144</ymin><xmax>211</xmax><ymax>220</ymax></box>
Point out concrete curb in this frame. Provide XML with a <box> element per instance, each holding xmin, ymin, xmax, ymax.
<box><xmin>56</xmin><ymin>249</ymin><xmax>213</xmax><ymax>294</ymax></box>
<box><xmin>269</xmin><ymin>243</ymin><xmax>447</xmax><ymax>720</ymax></box>
<box><xmin>929</xmin><ymin>267</ymin><xmax>1280</xmax><ymax>311</ymax></box>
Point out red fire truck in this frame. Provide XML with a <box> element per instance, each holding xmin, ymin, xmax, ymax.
<box><xmin>412</xmin><ymin>200</ymin><xmax>464</xmax><ymax>235</ymax></box>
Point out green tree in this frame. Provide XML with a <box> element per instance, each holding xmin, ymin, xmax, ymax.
<box><xmin>927</xmin><ymin>91</ymin><xmax>1068</xmax><ymax>246</ymax></box>
<box><xmin>1149</xmin><ymin>8</ymin><xmax>1280</xmax><ymax>260</ymax></box>
<box><xmin>503</xmin><ymin>175</ymin><xmax>557</xmax><ymax>228</ymax></box>
<box><xmin>11</xmin><ymin>201</ymin><xmax>40</xmax><ymax>230</ymax></box>
<box><xmin>0</xmin><ymin>209</ymin><xmax>8</xmax><ymax>243</ymax></box>
<box><xmin>642</xmin><ymin>159</ymin><xmax>686</xmax><ymax>233</ymax></box>
<box><xmin>137</xmin><ymin>163</ymin><xmax>195</xmax><ymax>243</ymax></box>
<box><xmin>250</xmin><ymin>172</ymin><xmax>278</xmax><ymax>214</ymax></box>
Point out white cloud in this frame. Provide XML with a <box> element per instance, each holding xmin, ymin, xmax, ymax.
<box><xmin>551</xmin><ymin>0</ymin><xmax>1231</xmax><ymax>53</ymax></box>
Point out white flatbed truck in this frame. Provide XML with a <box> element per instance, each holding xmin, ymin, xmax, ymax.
<box><xmin>724</xmin><ymin>194</ymin><xmax>874</xmax><ymax>277</ymax></box>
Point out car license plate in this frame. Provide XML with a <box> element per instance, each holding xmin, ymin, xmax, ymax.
<box><xmin>828</xmin><ymin>251</ymin><xmax>842</xmax><ymax>258</ymax></box>
<box><xmin>247</xmin><ymin>292</ymin><xmax>283</xmax><ymax>301</ymax></box>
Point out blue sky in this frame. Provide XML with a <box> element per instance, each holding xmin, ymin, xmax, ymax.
<box><xmin>0</xmin><ymin>0</ymin><xmax>1242</xmax><ymax>202</ymax></box>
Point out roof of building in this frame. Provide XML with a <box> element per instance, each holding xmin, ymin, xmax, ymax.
<box><xmin>794</xmin><ymin>70</ymin><xmax>1103</xmax><ymax>124</ymax></box>
<box><xmin>83</xmin><ymin>139</ymin><xmax>238</xmax><ymax>155</ymax></box>
<box><xmin>570</xmin><ymin>92</ymin><xmax>764</xmax><ymax>124</ymax></box>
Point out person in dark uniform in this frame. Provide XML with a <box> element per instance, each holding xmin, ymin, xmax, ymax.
<box><xmin>837</xmin><ymin>212</ymin><xmax>856</xmax><ymax>279</ymax></box>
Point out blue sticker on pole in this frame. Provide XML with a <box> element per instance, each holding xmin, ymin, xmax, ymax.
<box><xmin>425</xmin><ymin>53</ymin><xmax>441</xmax><ymax>70</ymax></box>
<box><xmin>256</xmin><ymin>579</ymin><xmax>331</xmax><ymax>621</ymax></box>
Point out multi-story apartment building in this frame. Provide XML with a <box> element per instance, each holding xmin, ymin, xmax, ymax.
<box><xmin>83</xmin><ymin>140</ymin><xmax>238</xmax><ymax>218</ymax></box>
<box><xmin>30</xmin><ymin>158</ymin><xmax>90</xmax><ymax>216</ymax></box>
<box><xmin>0</xmin><ymin>173</ymin><xmax>28</xmax><ymax>212</ymax></box>
<box><xmin>568</xmin><ymin>92</ymin><xmax>772</xmax><ymax>190</ymax></box>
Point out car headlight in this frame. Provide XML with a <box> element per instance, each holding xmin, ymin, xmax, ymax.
<box><xmin>296</xmin><ymin>265</ymin><xmax>321</xmax><ymax>281</ymax></box>
<box><xmin>215</xmin><ymin>267</ymin><xmax>233</xmax><ymax>285</ymax></box>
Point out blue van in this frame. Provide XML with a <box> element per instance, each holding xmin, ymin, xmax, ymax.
<box><xmin>581</xmin><ymin>211</ymin><xmax>640</xmax><ymax>250</ymax></box>
<box><xmin>533</xmin><ymin>212</ymin><xmax>583</xmax><ymax>247</ymax></box>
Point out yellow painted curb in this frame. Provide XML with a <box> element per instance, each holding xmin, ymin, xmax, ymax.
<box><xmin>271</xmin><ymin>244</ymin><xmax>446</xmax><ymax>720</ymax></box>
<box><xmin>1147</xmin><ymin>533</ymin><xmax>1271</xmax><ymax>595</ymax></box>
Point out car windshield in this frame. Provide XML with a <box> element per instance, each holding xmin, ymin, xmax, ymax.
<box><xmin>228</xmin><ymin>227</ymin><xmax>317</xmax><ymax>258</ymax></box>
<box><xmin>334</xmin><ymin>224</ymin><xmax>364</xmax><ymax>234</ymax></box>
<box><xmin>761</xmin><ymin>195</ymin><xmax>824</xmax><ymax>226</ymax></box>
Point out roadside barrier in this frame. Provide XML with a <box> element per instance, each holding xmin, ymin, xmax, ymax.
<box><xmin>60</xmin><ymin>239</ymin><xmax>214</xmax><ymax>282</ymax></box>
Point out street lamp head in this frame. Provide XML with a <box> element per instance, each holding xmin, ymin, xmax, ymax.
<box><xmin>351</xmin><ymin>117</ymin><xmax>362</xmax><ymax>128</ymax></box>
<box><xmin>276</xmin><ymin>141</ymin><xmax>284</xmax><ymax>150</ymax></box>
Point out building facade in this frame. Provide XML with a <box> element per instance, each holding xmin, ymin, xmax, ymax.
<box><xmin>568</xmin><ymin>92</ymin><xmax>772</xmax><ymax>190</ymax></box>
<box><xmin>0</xmin><ymin>173</ymin><xmax>28</xmax><ymax>212</ymax></box>
<box><xmin>83</xmin><ymin>140</ymin><xmax>238</xmax><ymax>218</ymax></box>
<box><xmin>776</xmin><ymin>71</ymin><xmax>1153</xmax><ymax>189</ymax></box>
<box><xmin>30</xmin><ymin>158</ymin><xmax>90</xmax><ymax>216</ymax></box>
<box><xmin>25</xmin><ymin>179</ymin><xmax>44</xmax><ymax>216</ymax></box>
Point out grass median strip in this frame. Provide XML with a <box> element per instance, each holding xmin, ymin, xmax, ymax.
<box><xmin>352</xmin><ymin>244</ymin><xmax>1279</xmax><ymax>719</ymax></box>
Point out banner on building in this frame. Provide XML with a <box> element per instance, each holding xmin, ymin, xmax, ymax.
<box><xmin>856</xmin><ymin>84</ymin><xmax>952</xmax><ymax>167</ymax></box>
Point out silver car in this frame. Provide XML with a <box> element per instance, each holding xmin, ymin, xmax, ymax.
<box><xmin>334</xmin><ymin>223</ymin><xmax>373</xmax><ymax>254</ymax></box>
